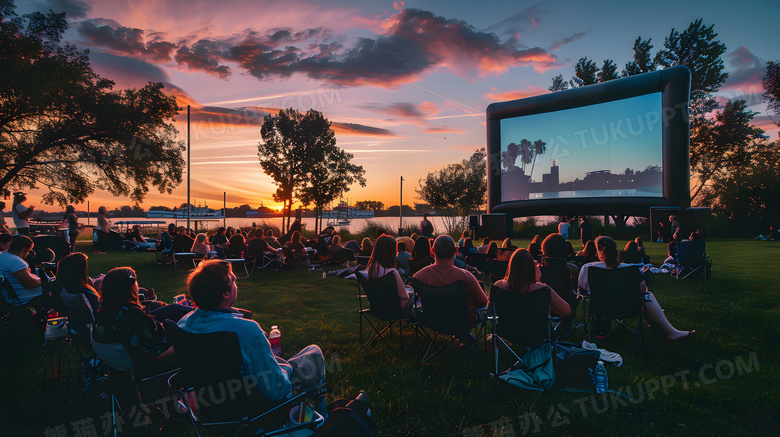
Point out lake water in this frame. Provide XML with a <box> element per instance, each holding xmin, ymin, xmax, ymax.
<box><xmin>103</xmin><ymin>215</ymin><xmax>461</xmax><ymax>235</ymax></box>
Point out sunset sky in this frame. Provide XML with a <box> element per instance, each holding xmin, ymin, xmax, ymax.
<box><xmin>15</xmin><ymin>0</ymin><xmax>779</xmax><ymax>211</ymax></box>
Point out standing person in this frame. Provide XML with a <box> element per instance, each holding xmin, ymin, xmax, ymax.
<box><xmin>419</xmin><ymin>213</ymin><xmax>434</xmax><ymax>238</ymax></box>
<box><xmin>63</xmin><ymin>205</ymin><xmax>80</xmax><ymax>249</ymax></box>
<box><xmin>0</xmin><ymin>201</ymin><xmax>10</xmax><ymax>234</ymax></box>
<box><xmin>95</xmin><ymin>206</ymin><xmax>111</xmax><ymax>255</ymax></box>
<box><xmin>11</xmin><ymin>192</ymin><xmax>34</xmax><ymax>235</ymax></box>
<box><xmin>579</xmin><ymin>217</ymin><xmax>593</xmax><ymax>248</ymax></box>
<box><xmin>669</xmin><ymin>215</ymin><xmax>680</xmax><ymax>242</ymax></box>
<box><xmin>558</xmin><ymin>216</ymin><xmax>570</xmax><ymax>240</ymax></box>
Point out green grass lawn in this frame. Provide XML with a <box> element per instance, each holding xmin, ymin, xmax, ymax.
<box><xmin>2</xmin><ymin>238</ymin><xmax>779</xmax><ymax>436</ymax></box>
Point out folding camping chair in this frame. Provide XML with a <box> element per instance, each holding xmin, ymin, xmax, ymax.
<box><xmin>163</xmin><ymin>321</ymin><xmax>329</xmax><ymax>437</ymax></box>
<box><xmin>91</xmin><ymin>335</ymin><xmax>178</xmax><ymax>437</ymax></box>
<box><xmin>488</xmin><ymin>285</ymin><xmax>559</xmax><ymax>377</ymax></box>
<box><xmin>356</xmin><ymin>272</ymin><xmax>416</xmax><ymax>356</ymax></box>
<box><xmin>539</xmin><ymin>257</ymin><xmax>579</xmax><ymax>337</ymax></box>
<box><xmin>675</xmin><ymin>240</ymin><xmax>710</xmax><ymax>280</ymax></box>
<box><xmin>410</xmin><ymin>278</ymin><xmax>480</xmax><ymax>368</ymax></box>
<box><xmin>583</xmin><ymin>266</ymin><xmax>646</xmax><ymax>352</ymax></box>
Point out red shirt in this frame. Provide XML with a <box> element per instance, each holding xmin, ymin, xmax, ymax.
<box><xmin>413</xmin><ymin>262</ymin><xmax>488</xmax><ymax>325</ymax></box>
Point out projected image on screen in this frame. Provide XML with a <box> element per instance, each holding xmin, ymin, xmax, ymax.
<box><xmin>499</xmin><ymin>92</ymin><xmax>663</xmax><ymax>202</ymax></box>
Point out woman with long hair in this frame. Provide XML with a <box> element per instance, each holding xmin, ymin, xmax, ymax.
<box><xmin>95</xmin><ymin>267</ymin><xmax>179</xmax><ymax>376</ymax></box>
<box><xmin>359</xmin><ymin>238</ymin><xmax>373</xmax><ymax>257</ymax></box>
<box><xmin>192</xmin><ymin>233</ymin><xmax>211</xmax><ymax>255</ymax></box>
<box><xmin>54</xmin><ymin>252</ymin><xmax>100</xmax><ymax>329</ymax></box>
<box><xmin>576</xmin><ymin>240</ymin><xmax>599</xmax><ymax>264</ymax></box>
<box><xmin>579</xmin><ymin>236</ymin><xmax>695</xmax><ymax>341</ymax></box>
<box><xmin>622</xmin><ymin>240</ymin><xmax>642</xmax><ymax>264</ymax></box>
<box><xmin>409</xmin><ymin>235</ymin><xmax>434</xmax><ymax>275</ymax></box>
<box><xmin>492</xmin><ymin>249</ymin><xmax>571</xmax><ymax>316</ymax></box>
<box><xmin>367</xmin><ymin>235</ymin><xmax>413</xmax><ymax>314</ymax></box>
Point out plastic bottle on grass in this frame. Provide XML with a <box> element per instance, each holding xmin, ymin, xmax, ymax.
<box><xmin>269</xmin><ymin>325</ymin><xmax>281</xmax><ymax>357</ymax></box>
<box><xmin>594</xmin><ymin>360</ymin><xmax>608</xmax><ymax>393</ymax></box>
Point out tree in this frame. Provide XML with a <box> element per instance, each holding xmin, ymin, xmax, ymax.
<box><xmin>416</xmin><ymin>149</ymin><xmax>486</xmax><ymax>234</ymax></box>
<box><xmin>573</xmin><ymin>58</ymin><xmax>599</xmax><ymax>87</ymax></box>
<box><xmin>763</xmin><ymin>61</ymin><xmax>780</xmax><ymax>126</ymax></box>
<box><xmin>693</xmin><ymin>99</ymin><xmax>767</xmax><ymax>202</ymax></box>
<box><xmin>655</xmin><ymin>19</ymin><xmax>727</xmax><ymax>118</ymax></box>
<box><xmin>598</xmin><ymin>59</ymin><xmax>619</xmax><ymax>83</ymax></box>
<box><xmin>298</xmin><ymin>144</ymin><xmax>365</xmax><ymax>234</ymax></box>
<box><xmin>548</xmin><ymin>74</ymin><xmax>570</xmax><ymax>92</ymax></box>
<box><xmin>622</xmin><ymin>37</ymin><xmax>655</xmax><ymax>77</ymax></box>
<box><xmin>355</xmin><ymin>201</ymin><xmax>384</xmax><ymax>212</ymax></box>
<box><xmin>258</xmin><ymin>108</ymin><xmax>364</xmax><ymax>233</ymax></box>
<box><xmin>528</xmin><ymin>139</ymin><xmax>547</xmax><ymax>180</ymax></box>
<box><xmin>0</xmin><ymin>0</ymin><xmax>185</xmax><ymax>205</ymax></box>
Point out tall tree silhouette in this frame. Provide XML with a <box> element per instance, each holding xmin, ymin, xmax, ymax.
<box><xmin>528</xmin><ymin>139</ymin><xmax>547</xmax><ymax>180</ymax></box>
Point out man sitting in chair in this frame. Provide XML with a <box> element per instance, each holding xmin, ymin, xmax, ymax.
<box><xmin>178</xmin><ymin>260</ymin><xmax>328</xmax><ymax>411</ymax></box>
<box><xmin>0</xmin><ymin>235</ymin><xmax>54</xmax><ymax>310</ymax></box>
<box><xmin>413</xmin><ymin>235</ymin><xmax>488</xmax><ymax>326</ymax></box>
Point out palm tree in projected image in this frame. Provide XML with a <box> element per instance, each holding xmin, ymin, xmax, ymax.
<box><xmin>518</xmin><ymin>139</ymin><xmax>534</xmax><ymax>173</ymax></box>
<box><xmin>528</xmin><ymin>139</ymin><xmax>547</xmax><ymax>181</ymax></box>
<box><xmin>502</xmin><ymin>142</ymin><xmax>519</xmax><ymax>173</ymax></box>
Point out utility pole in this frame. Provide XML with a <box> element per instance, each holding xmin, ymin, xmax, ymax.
<box><xmin>399</xmin><ymin>176</ymin><xmax>403</xmax><ymax>236</ymax></box>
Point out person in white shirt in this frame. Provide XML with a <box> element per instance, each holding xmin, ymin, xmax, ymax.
<box><xmin>11</xmin><ymin>192</ymin><xmax>34</xmax><ymax>235</ymax></box>
<box><xmin>0</xmin><ymin>235</ymin><xmax>53</xmax><ymax>310</ymax></box>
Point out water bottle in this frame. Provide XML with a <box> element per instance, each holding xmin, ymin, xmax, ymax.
<box><xmin>269</xmin><ymin>325</ymin><xmax>281</xmax><ymax>357</ymax></box>
<box><xmin>594</xmin><ymin>360</ymin><xmax>608</xmax><ymax>393</ymax></box>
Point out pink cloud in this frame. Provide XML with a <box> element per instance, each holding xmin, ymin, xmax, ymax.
<box><xmin>483</xmin><ymin>85</ymin><xmax>549</xmax><ymax>101</ymax></box>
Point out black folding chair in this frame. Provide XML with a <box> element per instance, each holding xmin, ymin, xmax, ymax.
<box><xmin>675</xmin><ymin>240</ymin><xmax>710</xmax><ymax>280</ymax></box>
<box><xmin>91</xmin><ymin>334</ymin><xmax>179</xmax><ymax>437</ymax></box>
<box><xmin>539</xmin><ymin>257</ymin><xmax>579</xmax><ymax>338</ymax></box>
<box><xmin>356</xmin><ymin>272</ymin><xmax>415</xmax><ymax>356</ymax></box>
<box><xmin>164</xmin><ymin>321</ymin><xmax>328</xmax><ymax>437</ymax></box>
<box><xmin>410</xmin><ymin>278</ymin><xmax>478</xmax><ymax>369</ymax></box>
<box><xmin>584</xmin><ymin>266</ymin><xmax>646</xmax><ymax>352</ymax></box>
<box><xmin>488</xmin><ymin>285</ymin><xmax>559</xmax><ymax>376</ymax></box>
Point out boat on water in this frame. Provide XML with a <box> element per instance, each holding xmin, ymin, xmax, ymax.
<box><xmin>321</xmin><ymin>201</ymin><xmax>374</xmax><ymax>220</ymax></box>
<box><xmin>146</xmin><ymin>206</ymin><xmax>223</xmax><ymax>219</ymax></box>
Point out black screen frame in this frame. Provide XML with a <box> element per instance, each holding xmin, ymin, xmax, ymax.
<box><xmin>486</xmin><ymin>65</ymin><xmax>691</xmax><ymax>217</ymax></box>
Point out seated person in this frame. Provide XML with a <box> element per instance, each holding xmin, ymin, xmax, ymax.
<box><xmin>94</xmin><ymin>267</ymin><xmax>184</xmax><ymax>379</ymax></box>
<box><xmin>367</xmin><ymin>235</ymin><xmax>414</xmax><ymax>315</ymax></box>
<box><xmin>0</xmin><ymin>235</ymin><xmax>53</xmax><ymax>310</ymax></box>
<box><xmin>179</xmin><ymin>260</ymin><xmax>328</xmax><ymax>413</ymax></box>
<box><xmin>173</xmin><ymin>226</ymin><xmax>195</xmax><ymax>252</ymax></box>
<box><xmin>395</xmin><ymin>241</ymin><xmax>412</xmax><ymax>276</ymax></box>
<box><xmin>129</xmin><ymin>225</ymin><xmax>156</xmax><ymax>249</ymax></box>
<box><xmin>210</xmin><ymin>227</ymin><xmax>229</xmax><ymax>251</ymax></box>
<box><xmin>409</xmin><ymin>235</ymin><xmax>434</xmax><ymax>275</ymax></box>
<box><xmin>191</xmin><ymin>233</ymin><xmax>212</xmax><ymax>256</ymax></box>
<box><xmin>541</xmin><ymin>233</ymin><xmax>579</xmax><ymax>288</ymax></box>
<box><xmin>576</xmin><ymin>240</ymin><xmax>599</xmax><ymax>264</ymax></box>
<box><xmin>634</xmin><ymin>237</ymin><xmax>651</xmax><ymax>264</ymax></box>
<box><xmin>228</xmin><ymin>233</ymin><xmax>247</xmax><ymax>258</ymax></box>
<box><xmin>476</xmin><ymin>237</ymin><xmax>491</xmax><ymax>254</ymax></box>
<box><xmin>457</xmin><ymin>230</ymin><xmax>470</xmax><ymax>248</ymax></box>
<box><xmin>622</xmin><ymin>241</ymin><xmax>643</xmax><ymax>264</ymax></box>
<box><xmin>486</xmin><ymin>242</ymin><xmax>498</xmax><ymax>259</ymax></box>
<box><xmin>665</xmin><ymin>231</ymin><xmax>682</xmax><ymax>264</ymax></box>
<box><xmin>527</xmin><ymin>235</ymin><xmax>542</xmax><ymax>260</ymax></box>
<box><xmin>264</xmin><ymin>229</ymin><xmax>280</xmax><ymax>248</ymax></box>
<box><xmin>579</xmin><ymin>236</ymin><xmax>695</xmax><ymax>341</ymax></box>
<box><xmin>492</xmin><ymin>248</ymin><xmax>571</xmax><ymax>317</ymax></box>
<box><xmin>316</xmin><ymin>226</ymin><xmax>335</xmax><ymax>259</ymax></box>
<box><xmin>287</xmin><ymin>231</ymin><xmax>306</xmax><ymax>254</ymax></box>
<box><xmin>359</xmin><ymin>238</ymin><xmax>373</xmax><ymax>257</ymax></box>
<box><xmin>247</xmin><ymin>229</ymin><xmax>274</xmax><ymax>257</ymax></box>
<box><xmin>277</xmin><ymin>220</ymin><xmax>302</xmax><ymax>246</ymax></box>
<box><xmin>0</xmin><ymin>233</ymin><xmax>13</xmax><ymax>252</ymax></box>
<box><xmin>395</xmin><ymin>236</ymin><xmax>415</xmax><ymax>257</ymax></box>
<box><xmin>500</xmin><ymin>238</ymin><xmax>516</xmax><ymax>250</ymax></box>
<box><xmin>329</xmin><ymin>235</ymin><xmax>349</xmax><ymax>263</ymax></box>
<box><xmin>52</xmin><ymin>253</ymin><xmax>100</xmax><ymax>339</ymax></box>
<box><xmin>413</xmin><ymin>235</ymin><xmax>488</xmax><ymax>327</ymax></box>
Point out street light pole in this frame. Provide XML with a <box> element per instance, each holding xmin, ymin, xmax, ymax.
<box><xmin>399</xmin><ymin>176</ymin><xmax>403</xmax><ymax>236</ymax></box>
